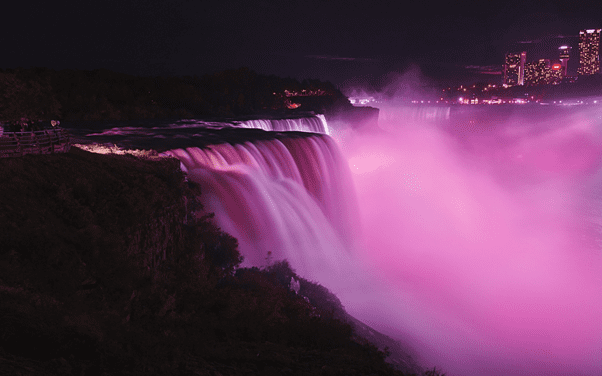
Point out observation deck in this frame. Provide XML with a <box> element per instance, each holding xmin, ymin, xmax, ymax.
<box><xmin>0</xmin><ymin>128</ymin><xmax>71</xmax><ymax>158</ymax></box>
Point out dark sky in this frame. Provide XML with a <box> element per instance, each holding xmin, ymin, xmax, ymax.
<box><xmin>3</xmin><ymin>0</ymin><xmax>601</xmax><ymax>90</ymax></box>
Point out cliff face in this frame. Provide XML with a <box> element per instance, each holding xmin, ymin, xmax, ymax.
<box><xmin>0</xmin><ymin>147</ymin><xmax>204</xmax><ymax>374</ymax></box>
<box><xmin>0</xmin><ymin>147</ymin><xmax>196</xmax><ymax>287</ymax></box>
<box><xmin>0</xmin><ymin>146</ymin><xmax>412</xmax><ymax>376</ymax></box>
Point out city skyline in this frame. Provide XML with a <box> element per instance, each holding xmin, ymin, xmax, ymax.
<box><xmin>2</xmin><ymin>0</ymin><xmax>602</xmax><ymax>90</ymax></box>
<box><xmin>578</xmin><ymin>29</ymin><xmax>601</xmax><ymax>75</ymax></box>
<box><xmin>502</xmin><ymin>28</ymin><xmax>599</xmax><ymax>88</ymax></box>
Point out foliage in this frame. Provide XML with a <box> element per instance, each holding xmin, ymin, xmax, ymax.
<box><xmin>0</xmin><ymin>67</ymin><xmax>351</xmax><ymax>123</ymax></box>
<box><xmin>0</xmin><ymin>148</ymin><xmax>427</xmax><ymax>375</ymax></box>
<box><xmin>0</xmin><ymin>69</ymin><xmax>61</xmax><ymax>124</ymax></box>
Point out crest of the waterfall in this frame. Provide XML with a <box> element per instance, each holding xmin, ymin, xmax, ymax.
<box><xmin>377</xmin><ymin>104</ymin><xmax>451</xmax><ymax>130</ymax></box>
<box><xmin>163</xmin><ymin>134</ymin><xmax>358</xmax><ymax>283</ymax></box>
<box><xmin>235</xmin><ymin>114</ymin><xmax>330</xmax><ymax>135</ymax></box>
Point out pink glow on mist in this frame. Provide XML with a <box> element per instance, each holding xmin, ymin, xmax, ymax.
<box><xmin>348</xmin><ymin>152</ymin><xmax>395</xmax><ymax>174</ymax></box>
<box><xmin>164</xmin><ymin>109</ymin><xmax>602</xmax><ymax>375</ymax></box>
<box><xmin>339</xmin><ymin>106</ymin><xmax>602</xmax><ymax>376</ymax></box>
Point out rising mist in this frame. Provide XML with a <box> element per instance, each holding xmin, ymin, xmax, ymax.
<box><xmin>336</xmin><ymin>102</ymin><xmax>602</xmax><ymax>376</ymax></box>
<box><xmin>159</xmin><ymin>95</ymin><xmax>602</xmax><ymax>375</ymax></box>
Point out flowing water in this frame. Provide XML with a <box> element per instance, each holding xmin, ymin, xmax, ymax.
<box><xmin>70</xmin><ymin>106</ymin><xmax>602</xmax><ymax>375</ymax></box>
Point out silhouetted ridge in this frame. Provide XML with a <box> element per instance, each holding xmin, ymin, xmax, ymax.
<box><xmin>0</xmin><ymin>67</ymin><xmax>352</xmax><ymax>123</ymax></box>
<box><xmin>0</xmin><ymin>147</ymin><xmax>420</xmax><ymax>375</ymax></box>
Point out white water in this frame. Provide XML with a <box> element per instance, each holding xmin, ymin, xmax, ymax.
<box><xmin>162</xmin><ymin>135</ymin><xmax>358</xmax><ymax>283</ymax></box>
<box><xmin>156</xmin><ymin>105</ymin><xmax>602</xmax><ymax>376</ymax></box>
<box><xmin>237</xmin><ymin>114</ymin><xmax>330</xmax><ymax>134</ymax></box>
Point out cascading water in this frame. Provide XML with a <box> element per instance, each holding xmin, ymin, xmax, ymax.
<box><xmin>377</xmin><ymin>103</ymin><xmax>451</xmax><ymax>129</ymax></box>
<box><xmin>162</xmin><ymin>134</ymin><xmax>358</xmax><ymax>283</ymax></box>
<box><xmin>235</xmin><ymin>114</ymin><xmax>330</xmax><ymax>134</ymax></box>
<box><xmin>149</xmin><ymin>107</ymin><xmax>602</xmax><ymax>376</ymax></box>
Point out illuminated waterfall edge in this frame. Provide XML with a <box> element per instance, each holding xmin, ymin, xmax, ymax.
<box><xmin>162</xmin><ymin>133</ymin><xmax>358</xmax><ymax>283</ymax></box>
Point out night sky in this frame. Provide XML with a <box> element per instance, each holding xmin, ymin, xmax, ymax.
<box><xmin>4</xmin><ymin>0</ymin><xmax>602</xmax><ymax>90</ymax></box>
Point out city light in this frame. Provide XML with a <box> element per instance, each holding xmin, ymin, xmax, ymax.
<box><xmin>578</xmin><ymin>29</ymin><xmax>601</xmax><ymax>75</ymax></box>
<box><xmin>425</xmin><ymin>29</ymin><xmax>599</xmax><ymax>106</ymax></box>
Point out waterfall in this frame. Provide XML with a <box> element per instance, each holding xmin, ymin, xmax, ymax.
<box><xmin>235</xmin><ymin>114</ymin><xmax>330</xmax><ymax>134</ymax></box>
<box><xmin>162</xmin><ymin>133</ymin><xmax>358</xmax><ymax>282</ymax></box>
<box><xmin>378</xmin><ymin>104</ymin><xmax>451</xmax><ymax>129</ymax></box>
<box><xmin>100</xmin><ymin>106</ymin><xmax>602</xmax><ymax>375</ymax></box>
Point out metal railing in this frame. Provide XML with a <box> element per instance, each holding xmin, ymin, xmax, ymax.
<box><xmin>0</xmin><ymin>128</ymin><xmax>71</xmax><ymax>158</ymax></box>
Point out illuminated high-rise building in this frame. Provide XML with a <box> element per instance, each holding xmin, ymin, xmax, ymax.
<box><xmin>503</xmin><ymin>51</ymin><xmax>526</xmax><ymax>86</ymax></box>
<box><xmin>578</xmin><ymin>29</ymin><xmax>600</xmax><ymax>75</ymax></box>
<box><xmin>524</xmin><ymin>59</ymin><xmax>562</xmax><ymax>86</ymax></box>
<box><xmin>558</xmin><ymin>45</ymin><xmax>571</xmax><ymax>77</ymax></box>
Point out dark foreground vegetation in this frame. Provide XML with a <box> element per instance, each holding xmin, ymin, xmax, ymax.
<box><xmin>0</xmin><ymin>147</ymin><xmax>438</xmax><ymax>375</ymax></box>
<box><xmin>0</xmin><ymin>67</ymin><xmax>353</xmax><ymax>125</ymax></box>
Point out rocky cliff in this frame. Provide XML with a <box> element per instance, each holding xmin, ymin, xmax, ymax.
<box><xmin>0</xmin><ymin>147</ymin><xmax>421</xmax><ymax>375</ymax></box>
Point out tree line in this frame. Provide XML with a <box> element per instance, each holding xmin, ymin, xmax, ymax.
<box><xmin>0</xmin><ymin>67</ymin><xmax>352</xmax><ymax>125</ymax></box>
<box><xmin>0</xmin><ymin>147</ymin><xmax>434</xmax><ymax>375</ymax></box>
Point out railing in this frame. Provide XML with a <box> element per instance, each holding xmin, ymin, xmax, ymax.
<box><xmin>0</xmin><ymin>128</ymin><xmax>71</xmax><ymax>158</ymax></box>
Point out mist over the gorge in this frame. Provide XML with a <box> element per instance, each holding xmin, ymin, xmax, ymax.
<box><xmin>151</xmin><ymin>65</ymin><xmax>602</xmax><ymax>374</ymax></box>
<box><xmin>3</xmin><ymin>64</ymin><xmax>602</xmax><ymax>375</ymax></box>
<box><xmin>4</xmin><ymin>0</ymin><xmax>602</xmax><ymax>373</ymax></box>
<box><xmin>327</xmin><ymin>68</ymin><xmax>602</xmax><ymax>374</ymax></box>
